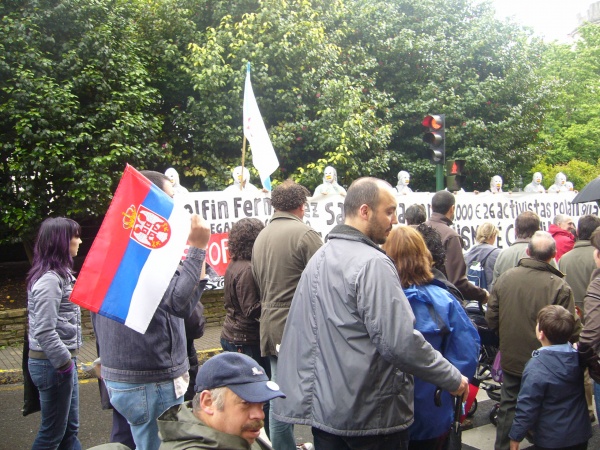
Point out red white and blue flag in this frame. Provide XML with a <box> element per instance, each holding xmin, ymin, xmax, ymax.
<box><xmin>71</xmin><ymin>165</ymin><xmax>191</xmax><ymax>334</ymax></box>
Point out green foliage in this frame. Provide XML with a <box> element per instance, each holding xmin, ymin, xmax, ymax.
<box><xmin>538</xmin><ymin>24</ymin><xmax>600</xmax><ymax>166</ymax></box>
<box><xmin>531</xmin><ymin>159</ymin><xmax>600</xmax><ymax>191</ymax></box>
<box><xmin>0</xmin><ymin>0</ymin><xmax>164</xmax><ymax>243</ymax></box>
<box><xmin>180</xmin><ymin>0</ymin><xmax>548</xmax><ymax>193</ymax></box>
<box><xmin>0</xmin><ymin>0</ymin><xmax>580</xmax><ymax>245</ymax></box>
<box><xmin>178</xmin><ymin>0</ymin><xmax>395</xmax><ymax>190</ymax></box>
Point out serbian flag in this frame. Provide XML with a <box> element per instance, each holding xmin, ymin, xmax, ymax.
<box><xmin>243</xmin><ymin>62</ymin><xmax>279</xmax><ymax>191</ymax></box>
<box><xmin>71</xmin><ymin>165</ymin><xmax>191</xmax><ymax>334</ymax></box>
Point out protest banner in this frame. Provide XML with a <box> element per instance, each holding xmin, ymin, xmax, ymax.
<box><xmin>181</xmin><ymin>190</ymin><xmax>598</xmax><ymax>289</ymax></box>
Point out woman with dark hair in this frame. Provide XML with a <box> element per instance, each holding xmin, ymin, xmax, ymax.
<box><xmin>221</xmin><ymin>217</ymin><xmax>267</xmax><ymax>360</ymax></box>
<box><xmin>382</xmin><ymin>226</ymin><xmax>479</xmax><ymax>450</ymax></box>
<box><xmin>220</xmin><ymin>217</ymin><xmax>270</xmax><ymax>433</ymax></box>
<box><xmin>27</xmin><ymin>217</ymin><xmax>83</xmax><ymax>449</ymax></box>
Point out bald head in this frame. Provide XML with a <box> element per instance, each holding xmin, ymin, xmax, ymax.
<box><xmin>344</xmin><ymin>177</ymin><xmax>390</xmax><ymax>218</ymax></box>
<box><xmin>344</xmin><ymin>177</ymin><xmax>398</xmax><ymax>244</ymax></box>
<box><xmin>527</xmin><ymin>231</ymin><xmax>556</xmax><ymax>262</ymax></box>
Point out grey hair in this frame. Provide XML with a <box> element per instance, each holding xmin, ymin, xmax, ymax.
<box><xmin>528</xmin><ymin>230</ymin><xmax>556</xmax><ymax>262</ymax></box>
<box><xmin>553</xmin><ymin>214</ymin><xmax>569</xmax><ymax>226</ymax></box>
<box><xmin>192</xmin><ymin>393</ymin><xmax>201</xmax><ymax>412</ymax></box>
<box><xmin>192</xmin><ymin>387</ymin><xmax>227</xmax><ymax>413</ymax></box>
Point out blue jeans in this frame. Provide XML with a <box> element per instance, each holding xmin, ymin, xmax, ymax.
<box><xmin>105</xmin><ymin>379</ymin><xmax>183</xmax><ymax>450</ymax></box>
<box><xmin>28</xmin><ymin>357</ymin><xmax>81</xmax><ymax>450</ymax></box>
<box><xmin>270</xmin><ymin>355</ymin><xmax>297</xmax><ymax>450</ymax></box>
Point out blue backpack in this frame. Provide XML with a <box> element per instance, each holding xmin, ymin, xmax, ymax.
<box><xmin>467</xmin><ymin>248</ymin><xmax>496</xmax><ymax>290</ymax></box>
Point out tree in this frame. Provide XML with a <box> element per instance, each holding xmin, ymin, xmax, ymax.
<box><xmin>0</xmin><ymin>0</ymin><xmax>556</xmax><ymax>245</ymax></box>
<box><xmin>536</xmin><ymin>24</ymin><xmax>600</xmax><ymax>167</ymax></box>
<box><xmin>176</xmin><ymin>0</ymin><xmax>394</xmax><ymax>190</ymax></box>
<box><xmin>339</xmin><ymin>0</ymin><xmax>551</xmax><ymax>191</ymax></box>
<box><xmin>177</xmin><ymin>0</ymin><xmax>550</xmax><ymax>192</ymax></box>
<box><xmin>0</xmin><ymin>0</ymin><xmax>164</xmax><ymax>243</ymax></box>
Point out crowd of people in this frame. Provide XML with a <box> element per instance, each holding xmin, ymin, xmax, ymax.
<box><xmin>24</xmin><ymin>170</ymin><xmax>600</xmax><ymax>450</ymax></box>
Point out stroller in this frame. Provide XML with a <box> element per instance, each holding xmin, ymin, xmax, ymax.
<box><xmin>465</xmin><ymin>300</ymin><xmax>502</xmax><ymax>425</ymax></box>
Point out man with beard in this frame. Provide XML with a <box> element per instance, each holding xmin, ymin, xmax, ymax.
<box><xmin>158</xmin><ymin>352</ymin><xmax>285</xmax><ymax>449</ymax></box>
<box><xmin>273</xmin><ymin>178</ymin><xmax>468</xmax><ymax>449</ymax></box>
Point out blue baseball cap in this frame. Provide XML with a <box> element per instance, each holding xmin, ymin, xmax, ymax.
<box><xmin>195</xmin><ymin>352</ymin><xmax>286</xmax><ymax>403</ymax></box>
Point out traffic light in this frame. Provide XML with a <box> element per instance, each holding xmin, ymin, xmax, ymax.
<box><xmin>446</xmin><ymin>159</ymin><xmax>466</xmax><ymax>191</ymax></box>
<box><xmin>422</xmin><ymin>114</ymin><xmax>445</xmax><ymax>164</ymax></box>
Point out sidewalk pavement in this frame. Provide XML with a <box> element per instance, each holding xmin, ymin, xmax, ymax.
<box><xmin>0</xmin><ymin>325</ymin><xmax>224</xmax><ymax>385</ymax></box>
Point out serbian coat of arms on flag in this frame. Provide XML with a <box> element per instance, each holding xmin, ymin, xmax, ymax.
<box><xmin>70</xmin><ymin>164</ymin><xmax>191</xmax><ymax>334</ymax></box>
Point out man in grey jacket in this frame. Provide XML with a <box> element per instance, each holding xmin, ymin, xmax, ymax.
<box><xmin>95</xmin><ymin>171</ymin><xmax>211</xmax><ymax>450</ymax></box>
<box><xmin>273</xmin><ymin>178</ymin><xmax>468</xmax><ymax>450</ymax></box>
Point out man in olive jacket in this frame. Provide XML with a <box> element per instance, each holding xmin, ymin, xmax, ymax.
<box><xmin>486</xmin><ymin>231</ymin><xmax>579</xmax><ymax>450</ymax></box>
<box><xmin>252</xmin><ymin>179</ymin><xmax>322</xmax><ymax>450</ymax></box>
<box><xmin>489</xmin><ymin>211</ymin><xmax>560</xmax><ymax>292</ymax></box>
<box><xmin>560</xmin><ymin>215</ymin><xmax>600</xmax><ymax>313</ymax></box>
<box><xmin>158</xmin><ymin>353</ymin><xmax>284</xmax><ymax>450</ymax></box>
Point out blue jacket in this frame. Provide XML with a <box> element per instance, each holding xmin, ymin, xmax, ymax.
<box><xmin>404</xmin><ymin>280</ymin><xmax>480</xmax><ymax>440</ymax></box>
<box><xmin>95</xmin><ymin>247</ymin><xmax>207</xmax><ymax>383</ymax></box>
<box><xmin>509</xmin><ymin>345</ymin><xmax>592</xmax><ymax>447</ymax></box>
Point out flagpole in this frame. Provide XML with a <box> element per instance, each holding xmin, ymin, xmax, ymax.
<box><xmin>240</xmin><ymin>135</ymin><xmax>247</xmax><ymax>191</ymax></box>
<box><xmin>240</xmin><ymin>62</ymin><xmax>252</xmax><ymax>191</ymax></box>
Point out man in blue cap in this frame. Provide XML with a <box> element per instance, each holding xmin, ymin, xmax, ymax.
<box><xmin>158</xmin><ymin>352</ymin><xmax>285</xmax><ymax>449</ymax></box>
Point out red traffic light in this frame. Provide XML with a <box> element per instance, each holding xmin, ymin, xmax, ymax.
<box><xmin>422</xmin><ymin>115</ymin><xmax>444</xmax><ymax>130</ymax></box>
<box><xmin>422</xmin><ymin>113</ymin><xmax>445</xmax><ymax>165</ymax></box>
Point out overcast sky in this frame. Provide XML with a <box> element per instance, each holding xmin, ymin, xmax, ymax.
<box><xmin>486</xmin><ymin>0</ymin><xmax>594</xmax><ymax>42</ymax></box>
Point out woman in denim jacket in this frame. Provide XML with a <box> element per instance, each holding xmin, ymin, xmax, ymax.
<box><xmin>27</xmin><ymin>217</ymin><xmax>83</xmax><ymax>450</ymax></box>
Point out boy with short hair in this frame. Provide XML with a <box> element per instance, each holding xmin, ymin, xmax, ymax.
<box><xmin>509</xmin><ymin>305</ymin><xmax>591</xmax><ymax>450</ymax></box>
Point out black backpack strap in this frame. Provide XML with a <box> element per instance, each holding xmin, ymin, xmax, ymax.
<box><xmin>480</xmin><ymin>247</ymin><xmax>497</xmax><ymax>266</ymax></box>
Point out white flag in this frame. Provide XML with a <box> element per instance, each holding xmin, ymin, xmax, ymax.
<box><xmin>243</xmin><ymin>64</ymin><xmax>279</xmax><ymax>190</ymax></box>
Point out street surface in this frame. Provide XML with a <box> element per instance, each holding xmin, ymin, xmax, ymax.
<box><xmin>1</xmin><ymin>380</ymin><xmax>598</xmax><ymax>449</ymax></box>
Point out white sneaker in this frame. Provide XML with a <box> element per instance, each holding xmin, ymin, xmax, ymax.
<box><xmin>297</xmin><ymin>444</ymin><xmax>314</xmax><ymax>450</ymax></box>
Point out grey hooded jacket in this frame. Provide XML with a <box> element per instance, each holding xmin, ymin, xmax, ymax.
<box><xmin>28</xmin><ymin>271</ymin><xmax>82</xmax><ymax>370</ymax></box>
<box><xmin>272</xmin><ymin>224</ymin><xmax>462</xmax><ymax>437</ymax></box>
